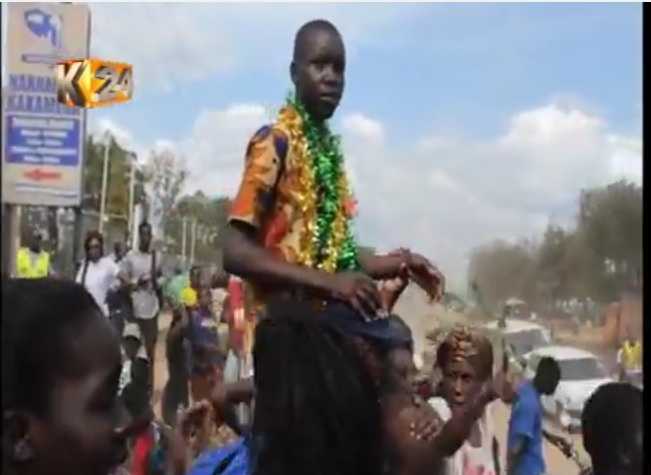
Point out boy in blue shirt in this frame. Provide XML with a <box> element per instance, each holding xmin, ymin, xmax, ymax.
<box><xmin>507</xmin><ymin>356</ymin><xmax>572</xmax><ymax>475</ymax></box>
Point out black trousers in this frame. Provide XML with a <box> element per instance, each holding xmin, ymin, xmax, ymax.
<box><xmin>161</xmin><ymin>310</ymin><xmax>189</xmax><ymax>426</ymax></box>
<box><xmin>109</xmin><ymin>308</ymin><xmax>125</xmax><ymax>338</ymax></box>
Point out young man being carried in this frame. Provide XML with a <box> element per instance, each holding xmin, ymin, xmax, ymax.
<box><xmin>223</xmin><ymin>18</ymin><xmax>441</xmax><ymax>332</ymax></box>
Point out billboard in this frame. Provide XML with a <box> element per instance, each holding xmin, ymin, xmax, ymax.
<box><xmin>2</xmin><ymin>3</ymin><xmax>91</xmax><ymax>207</ymax></box>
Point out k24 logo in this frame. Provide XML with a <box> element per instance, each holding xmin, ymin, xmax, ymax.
<box><xmin>56</xmin><ymin>59</ymin><xmax>133</xmax><ymax>108</ymax></box>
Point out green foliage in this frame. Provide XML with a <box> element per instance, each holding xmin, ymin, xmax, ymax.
<box><xmin>468</xmin><ymin>180</ymin><xmax>642</xmax><ymax>306</ymax></box>
<box><xmin>164</xmin><ymin>192</ymin><xmax>231</xmax><ymax>264</ymax></box>
<box><xmin>82</xmin><ymin>133</ymin><xmax>146</xmax><ymax>232</ymax></box>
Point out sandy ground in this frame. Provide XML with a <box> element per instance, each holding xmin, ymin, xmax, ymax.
<box><xmin>151</xmin><ymin>309</ymin><xmax>588</xmax><ymax>474</ymax></box>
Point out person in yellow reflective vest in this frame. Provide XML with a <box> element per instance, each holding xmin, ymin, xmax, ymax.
<box><xmin>15</xmin><ymin>228</ymin><xmax>52</xmax><ymax>279</ymax></box>
<box><xmin>617</xmin><ymin>333</ymin><xmax>642</xmax><ymax>379</ymax></box>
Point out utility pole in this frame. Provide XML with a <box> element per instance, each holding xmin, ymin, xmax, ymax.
<box><xmin>181</xmin><ymin>217</ymin><xmax>188</xmax><ymax>268</ymax></box>
<box><xmin>189</xmin><ymin>220</ymin><xmax>197</xmax><ymax>265</ymax></box>
<box><xmin>126</xmin><ymin>152</ymin><xmax>137</xmax><ymax>239</ymax></box>
<box><xmin>98</xmin><ymin>134</ymin><xmax>111</xmax><ymax>233</ymax></box>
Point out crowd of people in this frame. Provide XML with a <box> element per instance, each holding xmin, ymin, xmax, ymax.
<box><xmin>2</xmin><ymin>18</ymin><xmax>643</xmax><ymax>475</ymax></box>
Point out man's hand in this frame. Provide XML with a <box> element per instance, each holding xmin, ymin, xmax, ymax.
<box><xmin>177</xmin><ymin>401</ymin><xmax>213</xmax><ymax>459</ymax></box>
<box><xmin>327</xmin><ymin>272</ymin><xmax>382</xmax><ymax>320</ymax></box>
<box><xmin>404</xmin><ymin>252</ymin><xmax>445</xmax><ymax>302</ymax></box>
<box><xmin>379</xmin><ymin>274</ymin><xmax>409</xmax><ymax>313</ymax></box>
<box><xmin>137</xmin><ymin>273</ymin><xmax>152</xmax><ymax>287</ymax></box>
<box><xmin>544</xmin><ymin>430</ymin><xmax>573</xmax><ymax>457</ymax></box>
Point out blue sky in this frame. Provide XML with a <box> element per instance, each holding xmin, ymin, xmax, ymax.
<box><xmin>2</xmin><ymin>2</ymin><xmax>642</xmax><ymax>286</ymax></box>
<box><xmin>100</xmin><ymin>2</ymin><xmax>641</xmax><ymax>147</ymax></box>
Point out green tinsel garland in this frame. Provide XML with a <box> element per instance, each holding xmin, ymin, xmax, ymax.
<box><xmin>287</xmin><ymin>96</ymin><xmax>360</xmax><ymax>271</ymax></box>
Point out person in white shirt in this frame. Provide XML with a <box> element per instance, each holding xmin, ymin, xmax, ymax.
<box><xmin>428</xmin><ymin>325</ymin><xmax>501</xmax><ymax>475</ymax></box>
<box><xmin>75</xmin><ymin>230</ymin><xmax>121</xmax><ymax>317</ymax></box>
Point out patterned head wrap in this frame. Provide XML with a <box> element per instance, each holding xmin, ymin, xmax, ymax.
<box><xmin>436</xmin><ymin>324</ymin><xmax>493</xmax><ymax>379</ymax></box>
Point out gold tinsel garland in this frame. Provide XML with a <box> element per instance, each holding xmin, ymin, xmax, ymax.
<box><xmin>275</xmin><ymin>106</ymin><xmax>354</xmax><ymax>273</ymax></box>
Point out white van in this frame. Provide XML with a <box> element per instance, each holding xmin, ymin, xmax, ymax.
<box><xmin>482</xmin><ymin>318</ymin><xmax>552</xmax><ymax>369</ymax></box>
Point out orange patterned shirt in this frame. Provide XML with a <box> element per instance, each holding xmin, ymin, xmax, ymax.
<box><xmin>228</xmin><ymin>112</ymin><xmax>315</xmax><ymax>322</ymax></box>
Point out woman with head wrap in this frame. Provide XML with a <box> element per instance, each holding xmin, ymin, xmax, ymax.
<box><xmin>428</xmin><ymin>325</ymin><xmax>501</xmax><ymax>475</ymax></box>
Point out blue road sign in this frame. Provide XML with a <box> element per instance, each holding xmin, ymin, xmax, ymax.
<box><xmin>2</xmin><ymin>3</ymin><xmax>90</xmax><ymax>207</ymax></box>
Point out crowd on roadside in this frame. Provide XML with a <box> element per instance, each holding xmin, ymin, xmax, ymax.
<box><xmin>3</xmin><ymin>16</ymin><xmax>643</xmax><ymax>475</ymax></box>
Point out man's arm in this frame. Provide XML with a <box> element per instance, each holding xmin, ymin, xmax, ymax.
<box><xmin>222</xmin><ymin>127</ymin><xmax>335</xmax><ymax>295</ymax></box>
<box><xmin>542</xmin><ymin>428</ymin><xmax>571</xmax><ymax>453</ymax></box>
<box><xmin>358</xmin><ymin>252</ymin><xmax>407</xmax><ymax>280</ymax></box>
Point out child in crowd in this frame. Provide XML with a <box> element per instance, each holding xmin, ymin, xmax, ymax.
<box><xmin>187</xmin><ymin>286</ymin><xmax>240</xmax><ymax>453</ymax></box>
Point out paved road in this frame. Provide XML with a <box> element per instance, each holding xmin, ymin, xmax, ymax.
<box><xmin>150</xmin><ymin>312</ymin><xmax>589</xmax><ymax>474</ymax></box>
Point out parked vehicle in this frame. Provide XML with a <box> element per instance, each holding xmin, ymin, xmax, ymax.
<box><xmin>482</xmin><ymin>318</ymin><xmax>553</xmax><ymax>372</ymax></box>
<box><xmin>522</xmin><ymin>345</ymin><xmax>612</xmax><ymax>431</ymax></box>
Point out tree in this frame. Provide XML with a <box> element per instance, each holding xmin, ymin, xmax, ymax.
<box><xmin>467</xmin><ymin>179</ymin><xmax>643</xmax><ymax>307</ymax></box>
<box><xmin>142</xmin><ymin>147</ymin><xmax>188</xmax><ymax>239</ymax></box>
<box><xmin>163</xmin><ymin>192</ymin><xmax>231</xmax><ymax>264</ymax></box>
<box><xmin>82</xmin><ymin>133</ymin><xmax>147</xmax><ymax>233</ymax></box>
<box><xmin>467</xmin><ymin>239</ymin><xmax>537</xmax><ymax>307</ymax></box>
<box><xmin>577</xmin><ymin>180</ymin><xmax>643</xmax><ymax>300</ymax></box>
<box><xmin>536</xmin><ymin>224</ymin><xmax>572</xmax><ymax>303</ymax></box>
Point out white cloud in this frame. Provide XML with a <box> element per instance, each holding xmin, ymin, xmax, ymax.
<box><xmin>342</xmin><ymin>113</ymin><xmax>384</xmax><ymax>144</ymax></box>
<box><xmin>93</xmin><ymin>102</ymin><xmax>641</xmax><ymax>289</ymax></box>
<box><xmin>87</xmin><ymin>3</ymin><xmax>428</xmax><ymax>90</ymax></box>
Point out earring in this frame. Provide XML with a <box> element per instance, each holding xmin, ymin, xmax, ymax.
<box><xmin>14</xmin><ymin>439</ymin><xmax>32</xmax><ymax>462</ymax></box>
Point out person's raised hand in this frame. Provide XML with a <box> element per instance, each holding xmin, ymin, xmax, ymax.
<box><xmin>408</xmin><ymin>396</ymin><xmax>442</xmax><ymax>441</ymax></box>
<box><xmin>403</xmin><ymin>252</ymin><xmax>445</xmax><ymax>302</ymax></box>
<box><xmin>487</xmin><ymin>370</ymin><xmax>513</xmax><ymax>402</ymax></box>
<box><xmin>177</xmin><ymin>401</ymin><xmax>213</xmax><ymax>459</ymax></box>
<box><xmin>327</xmin><ymin>272</ymin><xmax>382</xmax><ymax>321</ymax></box>
<box><xmin>379</xmin><ymin>274</ymin><xmax>410</xmax><ymax>313</ymax></box>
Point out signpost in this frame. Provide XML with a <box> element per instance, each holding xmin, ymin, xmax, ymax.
<box><xmin>2</xmin><ymin>2</ymin><xmax>91</xmax><ymax>208</ymax></box>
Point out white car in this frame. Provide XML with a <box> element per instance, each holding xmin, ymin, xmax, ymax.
<box><xmin>522</xmin><ymin>345</ymin><xmax>612</xmax><ymax>430</ymax></box>
<box><xmin>482</xmin><ymin>319</ymin><xmax>552</xmax><ymax>367</ymax></box>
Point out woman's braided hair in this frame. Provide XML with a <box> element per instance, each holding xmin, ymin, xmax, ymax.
<box><xmin>251</xmin><ymin>299</ymin><xmax>384</xmax><ymax>475</ymax></box>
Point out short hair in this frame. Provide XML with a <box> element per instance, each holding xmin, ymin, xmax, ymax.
<box><xmin>2</xmin><ymin>278</ymin><xmax>101</xmax><ymax>415</ymax></box>
<box><xmin>582</xmin><ymin>382</ymin><xmax>642</xmax><ymax>471</ymax></box>
<box><xmin>251</xmin><ymin>298</ymin><xmax>383</xmax><ymax>475</ymax></box>
<box><xmin>535</xmin><ymin>356</ymin><xmax>561</xmax><ymax>381</ymax></box>
<box><xmin>293</xmin><ymin>19</ymin><xmax>341</xmax><ymax>62</ymax></box>
<box><xmin>138</xmin><ymin>221</ymin><xmax>151</xmax><ymax>232</ymax></box>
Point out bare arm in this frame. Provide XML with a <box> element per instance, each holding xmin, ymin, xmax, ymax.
<box><xmin>389</xmin><ymin>388</ymin><xmax>496</xmax><ymax>475</ymax></box>
<box><xmin>542</xmin><ymin>428</ymin><xmax>569</xmax><ymax>448</ymax></box>
<box><xmin>223</xmin><ymin>127</ymin><xmax>335</xmax><ymax>295</ymax></box>
<box><xmin>223</xmin><ymin>377</ymin><xmax>255</xmax><ymax>405</ymax></box>
<box><xmin>167</xmin><ymin>307</ymin><xmax>189</xmax><ymax>344</ymax></box>
<box><xmin>223</xmin><ymin>222</ymin><xmax>334</xmax><ymax>296</ymax></box>
<box><xmin>358</xmin><ymin>252</ymin><xmax>406</xmax><ymax>280</ymax></box>
<box><xmin>423</xmin><ymin>388</ymin><xmax>495</xmax><ymax>458</ymax></box>
<box><xmin>379</xmin><ymin>275</ymin><xmax>409</xmax><ymax>312</ymax></box>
